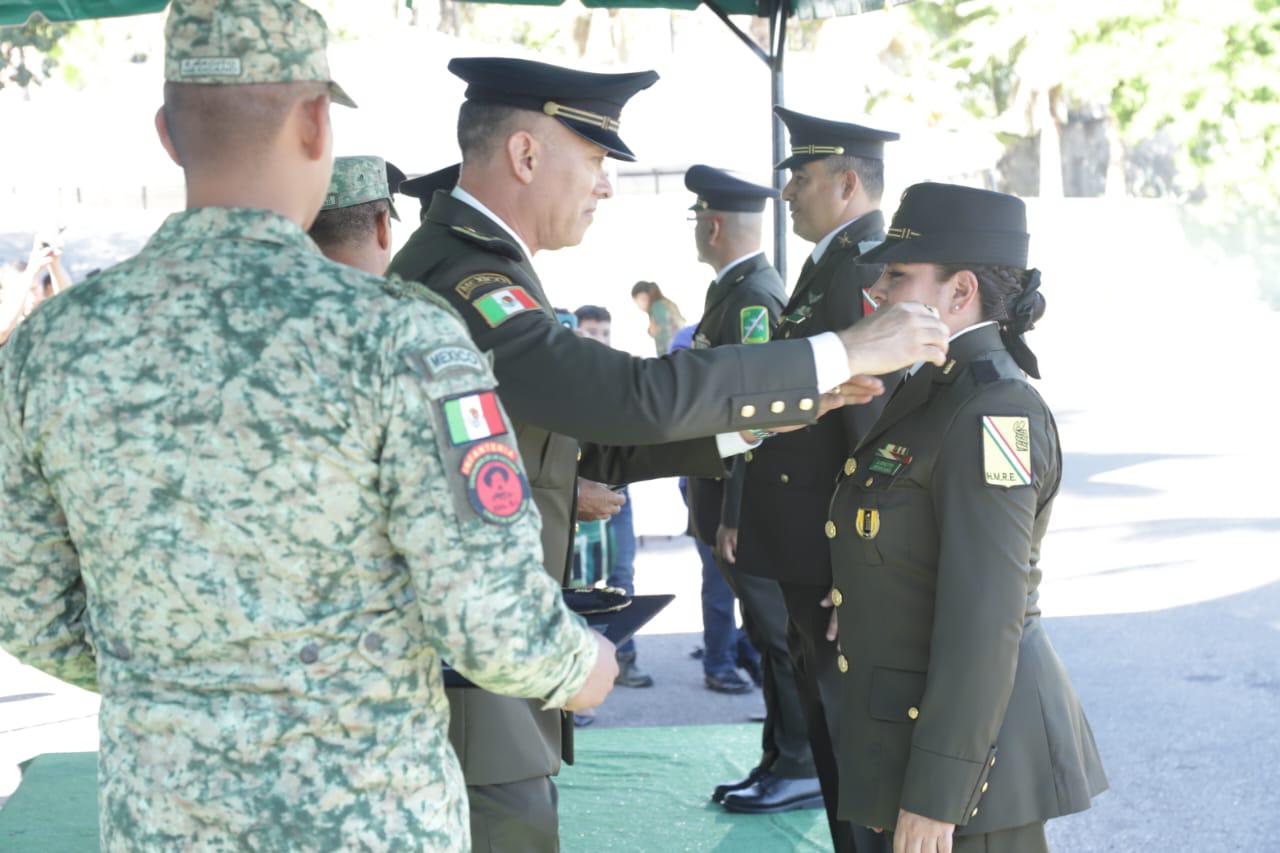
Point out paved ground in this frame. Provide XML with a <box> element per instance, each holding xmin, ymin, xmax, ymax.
<box><xmin>3</xmin><ymin>200</ymin><xmax>1279</xmax><ymax>850</ymax></box>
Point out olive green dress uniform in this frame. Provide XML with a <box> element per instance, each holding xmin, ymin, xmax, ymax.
<box><xmin>827</xmin><ymin>183</ymin><xmax>1106</xmax><ymax>850</ymax></box>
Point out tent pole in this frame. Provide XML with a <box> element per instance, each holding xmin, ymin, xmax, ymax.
<box><xmin>770</xmin><ymin>0</ymin><xmax>788</xmax><ymax>280</ymax></box>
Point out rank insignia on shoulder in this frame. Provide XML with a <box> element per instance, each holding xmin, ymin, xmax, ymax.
<box><xmin>460</xmin><ymin>441</ymin><xmax>529</xmax><ymax>525</ymax></box>
<box><xmin>740</xmin><ymin>306</ymin><xmax>771</xmax><ymax>344</ymax></box>
<box><xmin>415</xmin><ymin>346</ymin><xmax>486</xmax><ymax>378</ymax></box>
<box><xmin>981</xmin><ymin>415</ymin><xmax>1032</xmax><ymax>488</ymax></box>
<box><xmin>442</xmin><ymin>391</ymin><xmax>507</xmax><ymax>445</ymax></box>
<box><xmin>456</xmin><ymin>272</ymin><xmax>513</xmax><ymax>300</ymax></box>
<box><xmin>971</xmin><ymin>360</ymin><xmax>1000</xmax><ymax>383</ymax></box>
<box><xmin>472</xmin><ymin>286</ymin><xmax>539</xmax><ymax>327</ymax></box>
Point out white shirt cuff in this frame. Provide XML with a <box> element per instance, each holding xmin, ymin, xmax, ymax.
<box><xmin>716</xmin><ymin>431</ymin><xmax>761</xmax><ymax>458</ymax></box>
<box><xmin>808</xmin><ymin>332</ymin><xmax>848</xmax><ymax>392</ymax></box>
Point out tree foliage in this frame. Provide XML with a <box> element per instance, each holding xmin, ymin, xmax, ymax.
<box><xmin>0</xmin><ymin>14</ymin><xmax>74</xmax><ymax>93</ymax></box>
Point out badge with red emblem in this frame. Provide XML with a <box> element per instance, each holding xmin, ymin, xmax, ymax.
<box><xmin>460</xmin><ymin>441</ymin><xmax>530</xmax><ymax>524</ymax></box>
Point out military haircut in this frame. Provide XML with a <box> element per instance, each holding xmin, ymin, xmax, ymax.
<box><xmin>574</xmin><ymin>304</ymin><xmax>610</xmax><ymax>324</ymax></box>
<box><xmin>826</xmin><ymin>154</ymin><xmax>884</xmax><ymax>202</ymax></box>
<box><xmin>934</xmin><ymin>264</ymin><xmax>1046</xmax><ymax>326</ymax></box>
<box><xmin>308</xmin><ymin>198</ymin><xmax>390</xmax><ymax>249</ymax></box>
<box><xmin>457</xmin><ymin>101</ymin><xmax>524</xmax><ymax>162</ymax></box>
<box><xmin>162</xmin><ymin>80</ymin><xmax>327</xmax><ymax>169</ymax></box>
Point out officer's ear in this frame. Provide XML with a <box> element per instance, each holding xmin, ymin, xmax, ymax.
<box><xmin>154</xmin><ymin>106</ymin><xmax>182</xmax><ymax>168</ymax></box>
<box><xmin>840</xmin><ymin>167</ymin><xmax>860</xmax><ymax>202</ymax></box>
<box><xmin>507</xmin><ymin>129</ymin><xmax>539</xmax><ymax>186</ymax></box>
<box><xmin>375</xmin><ymin>208</ymin><xmax>392</xmax><ymax>251</ymax></box>
<box><xmin>295</xmin><ymin>90</ymin><xmax>331</xmax><ymax>163</ymax></box>
<box><xmin>708</xmin><ymin>215</ymin><xmax>724</xmax><ymax>247</ymax></box>
<box><xmin>948</xmin><ymin>268</ymin><xmax>980</xmax><ymax>314</ymax></box>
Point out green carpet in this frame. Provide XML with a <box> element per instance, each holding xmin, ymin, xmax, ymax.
<box><xmin>0</xmin><ymin>725</ymin><xmax>827</xmax><ymax>852</ymax></box>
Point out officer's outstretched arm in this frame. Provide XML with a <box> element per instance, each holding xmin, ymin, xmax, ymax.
<box><xmin>0</xmin><ymin>340</ymin><xmax>98</xmax><ymax>691</ymax></box>
<box><xmin>899</xmin><ymin>385</ymin><xmax>1050</xmax><ymax>826</ymax></box>
<box><xmin>378</xmin><ymin>305</ymin><xmax>602</xmax><ymax>709</ymax></box>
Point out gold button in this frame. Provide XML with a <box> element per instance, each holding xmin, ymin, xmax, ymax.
<box><xmin>740</xmin><ymin>404</ymin><xmax>756</xmax><ymax>418</ymax></box>
<box><xmin>837</xmin><ymin>654</ymin><xmax>849</xmax><ymax>673</ymax></box>
<box><xmin>971</xmin><ymin>807</ymin><xmax>979</xmax><ymax>818</ymax></box>
<box><xmin>780</xmin><ymin>473</ymin><xmax>790</xmax><ymax>484</ymax></box>
<box><xmin>825</xmin><ymin>520</ymin><xmax>837</xmax><ymax>539</ymax></box>
<box><xmin>907</xmin><ymin>706</ymin><xmax>919</xmax><ymax>720</ymax></box>
<box><xmin>864</xmin><ymin>477</ymin><xmax>874</xmax><ymax>487</ymax></box>
<box><xmin>989</xmin><ymin>756</ymin><xmax>997</xmax><ymax>768</ymax></box>
<box><xmin>770</xmin><ymin>401</ymin><xmax>786</xmax><ymax>414</ymax></box>
<box><xmin>798</xmin><ymin>397</ymin><xmax>814</xmax><ymax>411</ymax></box>
<box><xmin>843</xmin><ymin>458</ymin><xmax>857</xmax><ymax>476</ymax></box>
<box><xmin>576</xmin><ymin>449</ymin><xmax>583</xmax><ymax>462</ymax></box>
<box><xmin>981</xmin><ymin>782</ymin><xmax>989</xmax><ymax>793</ymax></box>
<box><xmin>744</xmin><ymin>451</ymin><xmax>754</xmax><ymax>463</ymax></box>
<box><xmin>830</xmin><ymin>588</ymin><xmax>843</xmax><ymax>607</ymax></box>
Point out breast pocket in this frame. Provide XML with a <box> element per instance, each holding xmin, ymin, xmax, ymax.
<box><xmin>856</xmin><ymin>484</ymin><xmax>937</xmax><ymax>570</ymax></box>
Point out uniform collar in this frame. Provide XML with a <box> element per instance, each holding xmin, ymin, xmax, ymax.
<box><xmin>810</xmin><ymin>210</ymin><xmax>883</xmax><ymax>264</ymax></box>
<box><xmin>715</xmin><ymin>250</ymin><xmax>766</xmax><ymax>284</ymax></box>
<box><xmin>907</xmin><ymin>320</ymin><xmax>999</xmax><ymax>377</ymax></box>
<box><xmin>146</xmin><ymin>207</ymin><xmax>317</xmax><ymax>254</ymax></box>
<box><xmin>450</xmin><ymin>185</ymin><xmax>533</xmax><ymax>261</ymax></box>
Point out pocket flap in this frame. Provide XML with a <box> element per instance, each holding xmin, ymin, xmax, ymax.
<box><xmin>868</xmin><ymin>666</ymin><xmax>927</xmax><ymax>723</ymax></box>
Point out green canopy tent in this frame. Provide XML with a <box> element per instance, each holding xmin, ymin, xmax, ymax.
<box><xmin>1</xmin><ymin>0</ymin><xmax>907</xmax><ymax>275</ymax></box>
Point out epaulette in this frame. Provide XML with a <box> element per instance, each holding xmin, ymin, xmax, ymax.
<box><xmin>971</xmin><ymin>360</ymin><xmax>1000</xmax><ymax>384</ymax></box>
<box><xmin>449</xmin><ymin>224</ymin><xmax>523</xmax><ymax>261</ymax></box>
<box><xmin>381</xmin><ymin>275</ymin><xmax>465</xmax><ymax>323</ymax></box>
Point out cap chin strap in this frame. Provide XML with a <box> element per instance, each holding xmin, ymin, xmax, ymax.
<box><xmin>542</xmin><ymin>101</ymin><xmax>620</xmax><ymax>132</ymax></box>
<box><xmin>1000</xmin><ymin>268</ymin><xmax>1042</xmax><ymax>379</ymax></box>
<box><xmin>791</xmin><ymin>145</ymin><xmax>845</xmax><ymax>156</ymax></box>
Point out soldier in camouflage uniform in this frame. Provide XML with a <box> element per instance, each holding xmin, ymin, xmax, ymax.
<box><xmin>309</xmin><ymin>154</ymin><xmax>405</xmax><ymax>275</ymax></box>
<box><xmin>0</xmin><ymin>2</ymin><xmax>616</xmax><ymax>851</ymax></box>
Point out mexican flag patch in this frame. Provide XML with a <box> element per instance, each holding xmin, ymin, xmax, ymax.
<box><xmin>981</xmin><ymin>415</ymin><xmax>1032</xmax><ymax>488</ymax></box>
<box><xmin>740</xmin><ymin>306</ymin><xmax>771</xmax><ymax>344</ymax></box>
<box><xmin>443</xmin><ymin>392</ymin><xmax>507</xmax><ymax>445</ymax></box>
<box><xmin>473</xmin><ymin>286</ymin><xmax>538</xmax><ymax>327</ymax></box>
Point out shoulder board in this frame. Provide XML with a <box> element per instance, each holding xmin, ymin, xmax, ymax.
<box><xmin>449</xmin><ymin>225</ymin><xmax>523</xmax><ymax>261</ymax></box>
<box><xmin>971</xmin><ymin>360</ymin><xmax>1000</xmax><ymax>384</ymax></box>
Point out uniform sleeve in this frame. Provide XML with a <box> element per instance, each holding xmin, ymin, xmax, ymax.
<box><xmin>377</xmin><ymin>305</ymin><xmax>597</xmax><ymax>709</ymax></box>
<box><xmin>720</xmin><ymin>455</ymin><xmax>745</xmax><ymax>529</ymax></box>
<box><xmin>577</xmin><ymin>437</ymin><xmax>725</xmax><ymax>486</ymax></box>
<box><xmin>0</xmin><ymin>342</ymin><xmax>98</xmax><ymax>691</ymax></box>
<box><xmin>449</xmin><ymin>270</ymin><xmax>824</xmax><ymax>443</ymax></box>
<box><xmin>898</xmin><ymin>385</ymin><xmax>1052</xmax><ymax>825</ymax></box>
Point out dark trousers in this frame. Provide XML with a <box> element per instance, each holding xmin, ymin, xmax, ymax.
<box><xmin>467</xmin><ymin>776</ymin><xmax>560</xmax><ymax>853</ymax></box>
<box><xmin>698</xmin><ymin>537</ymin><xmax>757</xmax><ymax>676</ymax></box>
<box><xmin>725</xmin><ymin>562</ymin><xmax>816</xmax><ymax>779</ymax></box>
<box><xmin>779</xmin><ymin>581</ymin><xmax>889</xmax><ymax>853</ymax></box>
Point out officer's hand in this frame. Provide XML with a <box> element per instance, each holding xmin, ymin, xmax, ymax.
<box><xmin>819</xmin><ymin>593</ymin><xmax>838</xmax><ymax>643</ymax></box>
<box><xmin>715</xmin><ymin>525</ymin><xmax>738</xmax><ymax>564</ymax></box>
<box><xmin>892</xmin><ymin>808</ymin><xmax>956</xmax><ymax>853</ymax></box>
<box><xmin>577</xmin><ymin>478</ymin><xmax>625</xmax><ymax>521</ymax></box>
<box><xmin>563</xmin><ymin>632</ymin><xmax>620</xmax><ymax>712</ymax></box>
<box><xmin>839</xmin><ymin>302</ymin><xmax>948</xmax><ymax>378</ymax></box>
<box><xmin>834</xmin><ymin>375</ymin><xmax>885</xmax><ymax>405</ymax></box>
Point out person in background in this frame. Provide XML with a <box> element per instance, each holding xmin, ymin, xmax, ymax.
<box><xmin>1</xmin><ymin>236</ymin><xmax>75</xmax><ymax>346</ymax></box>
<box><xmin>574</xmin><ymin>304</ymin><xmax>654</xmax><ymax>690</ymax></box>
<box><xmin>631</xmin><ymin>280</ymin><xmax>685</xmax><ymax>355</ymax></box>
<box><xmin>308</xmin><ymin>155</ymin><xmax>404</xmax><ymax>276</ymax></box>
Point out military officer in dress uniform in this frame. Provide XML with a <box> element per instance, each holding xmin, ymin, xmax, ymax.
<box><xmin>682</xmin><ymin>165</ymin><xmax>824</xmax><ymax>812</ymax></box>
<box><xmin>386</xmin><ymin>57</ymin><xmax>952</xmax><ymax>851</ymax></box>
<box><xmin>0</xmin><ymin>2</ymin><xmax>619</xmax><ymax>850</ymax></box>
<box><xmin>309</xmin><ymin>155</ymin><xmax>405</xmax><ymax>275</ymax></box>
<box><xmin>828</xmin><ymin>182</ymin><xmax>1108</xmax><ymax>852</ymax></box>
<box><xmin>728</xmin><ymin>108</ymin><xmax>899</xmax><ymax>849</ymax></box>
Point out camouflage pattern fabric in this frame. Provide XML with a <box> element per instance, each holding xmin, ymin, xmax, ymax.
<box><xmin>0</xmin><ymin>207</ymin><xmax>597</xmax><ymax>852</ymax></box>
<box><xmin>165</xmin><ymin>0</ymin><xmax>356</xmax><ymax>107</ymax></box>
<box><xmin>323</xmin><ymin>155</ymin><xmax>400</xmax><ymax>220</ymax></box>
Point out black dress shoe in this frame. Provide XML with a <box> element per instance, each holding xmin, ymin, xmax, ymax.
<box><xmin>704</xmin><ymin>670</ymin><xmax>753</xmax><ymax>694</ymax></box>
<box><xmin>690</xmin><ymin>646</ymin><xmax>705</xmax><ymax>660</ymax></box>
<box><xmin>737</xmin><ymin>655</ymin><xmax>764</xmax><ymax>687</ymax></box>
<box><xmin>721</xmin><ymin>773</ymin><xmax>824</xmax><ymax>814</ymax></box>
<box><xmin>710</xmin><ymin>766</ymin><xmax>764</xmax><ymax>803</ymax></box>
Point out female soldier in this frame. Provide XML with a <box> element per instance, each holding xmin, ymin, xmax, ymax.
<box><xmin>630</xmin><ymin>280</ymin><xmax>685</xmax><ymax>355</ymax></box>
<box><xmin>825</xmin><ymin>183</ymin><xmax>1106</xmax><ymax>853</ymax></box>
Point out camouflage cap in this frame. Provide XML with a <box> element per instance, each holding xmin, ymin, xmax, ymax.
<box><xmin>165</xmin><ymin>0</ymin><xmax>356</xmax><ymax>108</ymax></box>
<box><xmin>322</xmin><ymin>156</ymin><xmax>399</xmax><ymax>220</ymax></box>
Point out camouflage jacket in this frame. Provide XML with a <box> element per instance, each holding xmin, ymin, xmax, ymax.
<box><xmin>0</xmin><ymin>207</ymin><xmax>596</xmax><ymax>852</ymax></box>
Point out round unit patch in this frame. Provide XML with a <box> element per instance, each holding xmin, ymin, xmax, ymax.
<box><xmin>460</xmin><ymin>441</ymin><xmax>530</xmax><ymax>525</ymax></box>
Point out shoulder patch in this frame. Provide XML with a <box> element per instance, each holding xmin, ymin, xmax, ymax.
<box><xmin>981</xmin><ymin>415</ymin><xmax>1032</xmax><ymax>488</ymax></box>
<box><xmin>971</xmin><ymin>360</ymin><xmax>1000</xmax><ymax>384</ymax></box>
<box><xmin>441</xmin><ymin>391</ymin><xmax>508</xmax><ymax>445</ymax></box>
<box><xmin>740</xmin><ymin>306</ymin><xmax>771</xmax><ymax>344</ymax></box>
<box><xmin>412</xmin><ymin>346</ymin><xmax>486</xmax><ymax>379</ymax></box>
<box><xmin>456</xmin><ymin>272</ymin><xmax>513</xmax><ymax>300</ymax></box>
<box><xmin>460</xmin><ymin>441</ymin><xmax>530</xmax><ymax>525</ymax></box>
<box><xmin>450</xmin><ymin>225</ymin><xmax>523</xmax><ymax>261</ymax></box>
<box><xmin>472</xmin><ymin>286</ymin><xmax>540</xmax><ymax>327</ymax></box>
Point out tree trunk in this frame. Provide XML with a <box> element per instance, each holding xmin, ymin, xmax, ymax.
<box><xmin>1033</xmin><ymin>88</ymin><xmax>1063</xmax><ymax>198</ymax></box>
